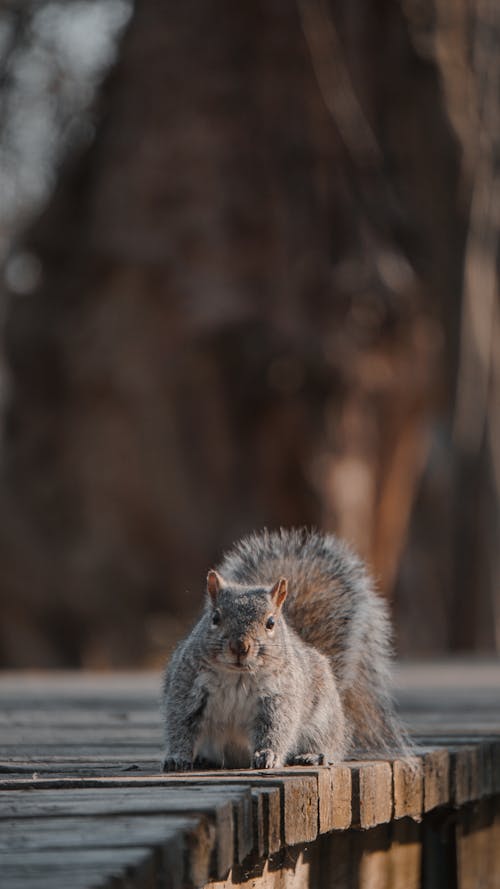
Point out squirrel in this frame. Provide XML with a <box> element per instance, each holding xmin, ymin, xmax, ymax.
<box><xmin>161</xmin><ymin>528</ymin><xmax>409</xmax><ymax>771</ymax></box>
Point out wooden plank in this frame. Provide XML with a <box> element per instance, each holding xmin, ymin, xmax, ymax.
<box><xmin>491</xmin><ymin>740</ymin><xmax>500</xmax><ymax>794</ymax></box>
<box><xmin>405</xmin><ymin>721</ymin><xmax>500</xmax><ymax>735</ymax></box>
<box><xmin>0</xmin><ymin>846</ymin><xmax>156</xmax><ymax>889</ymax></box>
<box><xmin>387</xmin><ymin>818</ymin><xmax>422</xmax><ymax>889</ymax></box>
<box><xmin>0</xmin><ymin>763</ymin><xmax>341</xmax><ymax>848</ymax></box>
<box><xmin>258</xmin><ymin>787</ymin><xmax>281</xmax><ymax>856</ymax></box>
<box><xmin>205</xmin><ymin>848</ymin><xmax>312</xmax><ymax>889</ymax></box>
<box><xmin>232</xmin><ymin>788</ymin><xmax>254</xmax><ymax>863</ymax></box>
<box><xmin>392</xmin><ymin>756</ymin><xmax>424</xmax><ymax>820</ymax></box>
<box><xmin>0</xmin><ymin>746</ymin><xmax>160</xmax><ymax>759</ymax></box>
<box><xmin>0</xmin><ymin>761</ymin><xmax>374</xmax><ymax>838</ymax></box>
<box><xmin>250</xmin><ymin>789</ymin><xmax>265</xmax><ymax>859</ymax></box>
<box><xmin>277</xmin><ymin>771</ymin><xmax>317</xmax><ymax>845</ymax></box>
<box><xmin>0</xmin><ymin>768</ymin><xmax>321</xmax><ymax>854</ymax></box>
<box><xmin>0</xmin><ymin>760</ymin><xmax>159</xmax><ymax>778</ymax></box>
<box><xmin>0</xmin><ymin>772</ymin><xmax>274</xmax><ymax>862</ymax></box>
<box><xmin>393</xmin><ymin>659</ymin><xmax>500</xmax><ymax>690</ymax></box>
<box><xmin>0</xmin><ymin>784</ymin><xmax>239</xmax><ymax>879</ymax></box>
<box><xmin>413</xmin><ymin>734</ymin><xmax>500</xmax><ymax>798</ymax></box>
<box><xmin>318</xmin><ymin>819</ymin><xmax>423</xmax><ymax>889</ymax></box>
<box><xmin>451</xmin><ymin>745</ymin><xmax>481</xmax><ymax>806</ymax></box>
<box><xmin>143</xmin><ymin>770</ymin><xmax>319</xmax><ymax>846</ymax></box>
<box><xmin>210</xmin><ymin>765</ymin><xmax>341</xmax><ymax>838</ymax></box>
<box><xmin>0</xmin><ymin>814</ymin><xmax>213</xmax><ymax>889</ymax></box>
<box><xmin>0</xmin><ymin>755</ymin><xmax>157</xmax><ymax>767</ymax></box>
<box><xmin>197</xmin><ymin>770</ymin><xmax>318</xmax><ymax>846</ymax></box>
<box><xmin>413</xmin><ymin>737</ymin><xmax>494</xmax><ymax>805</ymax></box>
<box><xmin>0</xmin><ymin>812</ymin><xmax>199</xmax><ymax>849</ymax></box>
<box><xmin>317</xmin><ymin>764</ymin><xmax>352</xmax><ymax>831</ymax></box>
<box><xmin>0</xmin><ymin>700</ymin><xmax>157</xmax><ymax>716</ymax></box>
<box><xmin>0</xmin><ymin>672</ymin><xmax>159</xmax><ymax>694</ymax></box>
<box><xmin>0</xmin><ymin>710</ymin><xmax>160</xmax><ymax>726</ymax></box>
<box><xmin>479</xmin><ymin>741</ymin><xmax>494</xmax><ymax>798</ymax></box>
<box><xmin>347</xmin><ymin>761</ymin><xmax>393</xmax><ymax>829</ymax></box>
<box><xmin>247</xmin><ymin>786</ymin><xmax>282</xmax><ymax>861</ymax></box>
<box><xmin>456</xmin><ymin>797</ymin><xmax>500</xmax><ymax>889</ymax></box>
<box><xmin>0</xmin><ymin>786</ymin><xmax>250</xmax><ymax>879</ymax></box>
<box><xmin>356</xmin><ymin>822</ymin><xmax>422</xmax><ymax>889</ymax></box>
<box><xmin>0</xmin><ymin>727</ymin><xmax>161</xmax><ymax>745</ymax></box>
<box><xmin>420</xmin><ymin>748</ymin><xmax>450</xmax><ymax>812</ymax></box>
<box><xmin>182</xmin><ymin>771</ymin><xmax>313</xmax><ymax>844</ymax></box>
<box><xmin>421</xmin><ymin>809</ymin><xmax>457</xmax><ymax>889</ymax></box>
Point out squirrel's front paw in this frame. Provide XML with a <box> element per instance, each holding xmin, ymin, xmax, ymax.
<box><xmin>253</xmin><ymin>748</ymin><xmax>279</xmax><ymax>769</ymax></box>
<box><xmin>289</xmin><ymin>752</ymin><xmax>326</xmax><ymax>766</ymax></box>
<box><xmin>162</xmin><ymin>755</ymin><xmax>193</xmax><ymax>772</ymax></box>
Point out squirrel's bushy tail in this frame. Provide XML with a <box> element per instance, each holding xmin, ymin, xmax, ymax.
<box><xmin>332</xmin><ymin>579</ymin><xmax>413</xmax><ymax>759</ymax></box>
<box><xmin>341</xmin><ymin>639</ymin><xmax>413</xmax><ymax>759</ymax></box>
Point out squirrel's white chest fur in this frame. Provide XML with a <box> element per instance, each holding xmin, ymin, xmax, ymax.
<box><xmin>193</xmin><ymin>669</ymin><xmax>260</xmax><ymax>768</ymax></box>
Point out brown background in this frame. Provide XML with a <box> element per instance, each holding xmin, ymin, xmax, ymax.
<box><xmin>0</xmin><ymin>0</ymin><xmax>498</xmax><ymax>667</ymax></box>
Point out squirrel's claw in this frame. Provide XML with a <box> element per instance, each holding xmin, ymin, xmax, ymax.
<box><xmin>162</xmin><ymin>755</ymin><xmax>193</xmax><ymax>773</ymax></box>
<box><xmin>289</xmin><ymin>752</ymin><xmax>326</xmax><ymax>766</ymax></box>
<box><xmin>253</xmin><ymin>748</ymin><xmax>278</xmax><ymax>769</ymax></box>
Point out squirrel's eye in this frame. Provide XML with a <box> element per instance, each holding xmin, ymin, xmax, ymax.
<box><xmin>266</xmin><ymin>616</ymin><xmax>275</xmax><ymax>630</ymax></box>
<box><xmin>212</xmin><ymin>610</ymin><xmax>221</xmax><ymax>626</ymax></box>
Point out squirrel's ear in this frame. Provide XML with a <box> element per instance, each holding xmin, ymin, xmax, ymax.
<box><xmin>270</xmin><ymin>577</ymin><xmax>288</xmax><ymax>609</ymax></box>
<box><xmin>207</xmin><ymin>570</ymin><xmax>224</xmax><ymax>604</ymax></box>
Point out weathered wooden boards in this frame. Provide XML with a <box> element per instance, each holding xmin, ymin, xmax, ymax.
<box><xmin>0</xmin><ymin>661</ymin><xmax>500</xmax><ymax>888</ymax></box>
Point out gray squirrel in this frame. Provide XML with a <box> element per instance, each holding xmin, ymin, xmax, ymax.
<box><xmin>161</xmin><ymin>528</ymin><xmax>409</xmax><ymax>770</ymax></box>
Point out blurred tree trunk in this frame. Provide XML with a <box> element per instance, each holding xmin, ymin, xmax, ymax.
<box><xmin>394</xmin><ymin>0</ymin><xmax>500</xmax><ymax>654</ymax></box>
<box><xmin>0</xmin><ymin>0</ymin><xmax>496</xmax><ymax>665</ymax></box>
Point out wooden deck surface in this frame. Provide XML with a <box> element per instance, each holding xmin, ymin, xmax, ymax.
<box><xmin>0</xmin><ymin>659</ymin><xmax>499</xmax><ymax>888</ymax></box>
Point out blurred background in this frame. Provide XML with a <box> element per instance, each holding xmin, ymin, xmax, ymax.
<box><xmin>0</xmin><ymin>0</ymin><xmax>498</xmax><ymax>668</ymax></box>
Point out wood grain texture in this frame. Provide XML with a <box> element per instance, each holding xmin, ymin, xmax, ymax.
<box><xmin>421</xmin><ymin>749</ymin><xmax>450</xmax><ymax>813</ymax></box>
<box><xmin>158</xmin><ymin>769</ymin><xmax>319</xmax><ymax>844</ymax></box>
<box><xmin>0</xmin><ymin>785</ymin><xmax>243</xmax><ymax>881</ymax></box>
<box><xmin>455</xmin><ymin>797</ymin><xmax>500</xmax><ymax>889</ymax></box>
<box><xmin>393</xmin><ymin>757</ymin><xmax>424</xmax><ymax>820</ymax></box>
<box><xmin>317</xmin><ymin>764</ymin><xmax>352</xmax><ymax>831</ymax></box>
<box><xmin>0</xmin><ymin>846</ymin><xmax>156</xmax><ymax>889</ymax></box>
<box><xmin>0</xmin><ymin>814</ymin><xmax>214</xmax><ymax>889</ymax></box>
<box><xmin>348</xmin><ymin>762</ymin><xmax>393</xmax><ymax>829</ymax></box>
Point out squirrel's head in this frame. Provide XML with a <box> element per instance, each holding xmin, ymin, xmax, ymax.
<box><xmin>203</xmin><ymin>570</ymin><xmax>288</xmax><ymax>672</ymax></box>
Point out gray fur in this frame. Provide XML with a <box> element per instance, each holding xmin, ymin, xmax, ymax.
<box><xmin>161</xmin><ymin>528</ymin><xmax>409</xmax><ymax>771</ymax></box>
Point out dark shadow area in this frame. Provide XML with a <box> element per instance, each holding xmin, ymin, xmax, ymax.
<box><xmin>231</xmin><ymin>799</ymin><xmax>500</xmax><ymax>888</ymax></box>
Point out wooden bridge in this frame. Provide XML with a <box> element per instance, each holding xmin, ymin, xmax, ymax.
<box><xmin>1</xmin><ymin>660</ymin><xmax>499</xmax><ymax>888</ymax></box>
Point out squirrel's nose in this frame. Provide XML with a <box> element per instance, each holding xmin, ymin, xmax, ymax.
<box><xmin>229</xmin><ymin>638</ymin><xmax>249</xmax><ymax>657</ymax></box>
